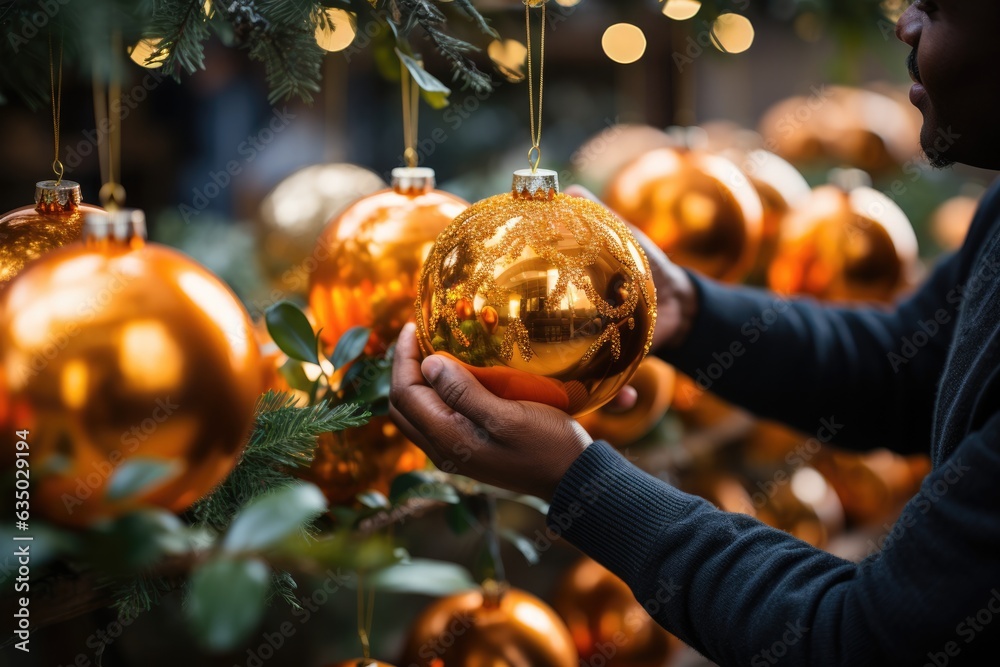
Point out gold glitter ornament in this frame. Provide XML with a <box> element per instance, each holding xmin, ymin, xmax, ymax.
<box><xmin>416</xmin><ymin>170</ymin><xmax>656</xmax><ymax>417</ymax></box>
<box><xmin>0</xmin><ymin>180</ymin><xmax>103</xmax><ymax>286</ymax></box>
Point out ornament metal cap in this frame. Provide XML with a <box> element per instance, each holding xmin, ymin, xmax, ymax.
<box><xmin>512</xmin><ymin>168</ymin><xmax>559</xmax><ymax>200</ymax></box>
<box><xmin>392</xmin><ymin>167</ymin><xmax>436</xmax><ymax>194</ymax></box>
<box><xmin>35</xmin><ymin>180</ymin><xmax>82</xmax><ymax>210</ymax></box>
<box><xmin>83</xmin><ymin>209</ymin><xmax>148</xmax><ymax>244</ymax></box>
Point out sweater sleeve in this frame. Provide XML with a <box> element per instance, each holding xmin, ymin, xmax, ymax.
<box><xmin>548</xmin><ymin>432</ymin><xmax>1000</xmax><ymax>666</ymax></box>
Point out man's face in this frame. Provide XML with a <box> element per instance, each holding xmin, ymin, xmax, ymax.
<box><xmin>897</xmin><ymin>0</ymin><xmax>1000</xmax><ymax>169</ymax></box>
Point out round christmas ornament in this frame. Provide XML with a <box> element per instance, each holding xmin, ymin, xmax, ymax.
<box><xmin>400</xmin><ymin>584</ymin><xmax>578</xmax><ymax>667</ymax></box>
<box><xmin>256</xmin><ymin>163</ymin><xmax>386</xmax><ymax>295</ymax></box>
<box><xmin>931</xmin><ymin>193</ymin><xmax>981</xmax><ymax>252</ymax></box>
<box><xmin>415</xmin><ymin>169</ymin><xmax>657</xmax><ymax>417</ymax></box>
<box><xmin>298</xmin><ymin>415</ymin><xmax>426</xmax><ymax>506</ymax></box>
<box><xmin>577</xmin><ymin>357</ymin><xmax>675</xmax><ymax>448</ymax></box>
<box><xmin>814</xmin><ymin>450</ymin><xmax>926</xmax><ymax>525</ymax></box>
<box><xmin>552</xmin><ymin>559</ymin><xmax>677</xmax><ymax>667</ymax></box>
<box><xmin>604</xmin><ymin>147</ymin><xmax>764</xmax><ymax>283</ymax></box>
<box><xmin>570</xmin><ymin>124</ymin><xmax>674</xmax><ymax>193</ymax></box>
<box><xmin>0</xmin><ymin>210</ymin><xmax>261</xmax><ymax>526</ymax></box>
<box><xmin>309</xmin><ymin>167</ymin><xmax>468</xmax><ymax>353</ymax></box>
<box><xmin>768</xmin><ymin>174</ymin><xmax>919</xmax><ymax>303</ymax></box>
<box><xmin>325</xmin><ymin>661</ymin><xmax>397</xmax><ymax>667</ymax></box>
<box><xmin>0</xmin><ymin>180</ymin><xmax>103</xmax><ymax>286</ymax></box>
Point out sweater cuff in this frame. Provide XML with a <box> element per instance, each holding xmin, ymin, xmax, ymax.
<box><xmin>546</xmin><ymin>442</ymin><xmax>699</xmax><ymax>586</ymax></box>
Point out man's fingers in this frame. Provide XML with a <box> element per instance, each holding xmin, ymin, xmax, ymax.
<box><xmin>603</xmin><ymin>385</ymin><xmax>639</xmax><ymax>414</ymax></box>
<box><xmin>387</xmin><ymin>404</ymin><xmax>432</xmax><ymax>451</ymax></box>
<box><xmin>420</xmin><ymin>354</ymin><xmax>521</xmax><ymax>429</ymax></box>
<box><xmin>564</xmin><ymin>184</ymin><xmax>600</xmax><ymax>202</ymax></box>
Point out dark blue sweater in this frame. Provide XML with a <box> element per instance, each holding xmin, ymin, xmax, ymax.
<box><xmin>547</xmin><ymin>183</ymin><xmax>1000</xmax><ymax>665</ymax></box>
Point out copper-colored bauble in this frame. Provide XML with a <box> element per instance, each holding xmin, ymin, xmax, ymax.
<box><xmin>400</xmin><ymin>586</ymin><xmax>578</xmax><ymax>667</ymax></box>
<box><xmin>0</xmin><ymin>180</ymin><xmax>103</xmax><ymax>286</ymax></box>
<box><xmin>931</xmin><ymin>194</ymin><xmax>981</xmax><ymax>252</ymax></box>
<box><xmin>416</xmin><ymin>169</ymin><xmax>656</xmax><ymax>417</ymax></box>
<box><xmin>298</xmin><ymin>415</ymin><xmax>426</xmax><ymax>506</ymax></box>
<box><xmin>577</xmin><ymin>357</ymin><xmax>675</xmax><ymax>449</ymax></box>
<box><xmin>552</xmin><ymin>558</ymin><xmax>676</xmax><ymax>667</ymax></box>
<box><xmin>0</xmin><ymin>210</ymin><xmax>261</xmax><ymax>526</ymax></box>
<box><xmin>814</xmin><ymin>450</ymin><xmax>927</xmax><ymax>525</ymax></box>
<box><xmin>768</xmin><ymin>182</ymin><xmax>918</xmax><ymax>302</ymax></box>
<box><xmin>751</xmin><ymin>467</ymin><xmax>843</xmax><ymax>549</ymax></box>
<box><xmin>257</xmin><ymin>163</ymin><xmax>386</xmax><ymax>296</ymax></box>
<box><xmin>324</xmin><ymin>660</ymin><xmax>397</xmax><ymax>667</ymax></box>
<box><xmin>605</xmin><ymin>147</ymin><xmax>763</xmax><ymax>283</ymax></box>
<box><xmin>759</xmin><ymin>87</ymin><xmax>920</xmax><ymax>173</ymax></box>
<box><xmin>571</xmin><ymin>124</ymin><xmax>674</xmax><ymax>194</ymax></box>
<box><xmin>309</xmin><ymin>167</ymin><xmax>468</xmax><ymax>353</ymax></box>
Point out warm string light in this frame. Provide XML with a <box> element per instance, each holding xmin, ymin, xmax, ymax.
<box><xmin>525</xmin><ymin>0</ymin><xmax>546</xmax><ymax>172</ymax></box>
<box><xmin>48</xmin><ymin>34</ymin><xmax>64</xmax><ymax>183</ymax></box>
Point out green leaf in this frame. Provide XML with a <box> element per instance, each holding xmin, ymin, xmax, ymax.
<box><xmin>278</xmin><ymin>358</ymin><xmax>313</xmax><ymax>392</ymax></box>
<box><xmin>266</xmin><ymin>301</ymin><xmax>320</xmax><ymax>365</ymax></box>
<box><xmin>106</xmin><ymin>459</ymin><xmax>182</xmax><ymax>502</ymax></box>
<box><xmin>500</xmin><ymin>528</ymin><xmax>540</xmax><ymax>565</ymax></box>
<box><xmin>369</xmin><ymin>559</ymin><xmax>475</xmax><ymax>595</ymax></box>
<box><xmin>187</xmin><ymin>557</ymin><xmax>270</xmax><ymax>652</ymax></box>
<box><xmin>357</xmin><ymin>491</ymin><xmax>390</xmax><ymax>509</ymax></box>
<box><xmin>329</xmin><ymin>326</ymin><xmax>371</xmax><ymax>371</ymax></box>
<box><xmin>396</xmin><ymin>49</ymin><xmax>451</xmax><ymax>109</ymax></box>
<box><xmin>445</xmin><ymin>502</ymin><xmax>479</xmax><ymax>536</ymax></box>
<box><xmin>390</xmin><ymin>472</ymin><xmax>459</xmax><ymax>505</ymax></box>
<box><xmin>223</xmin><ymin>483</ymin><xmax>327</xmax><ymax>554</ymax></box>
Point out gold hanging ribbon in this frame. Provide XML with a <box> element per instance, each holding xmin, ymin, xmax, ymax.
<box><xmin>400</xmin><ymin>60</ymin><xmax>421</xmax><ymax>168</ymax></box>
<box><xmin>49</xmin><ymin>34</ymin><xmax>65</xmax><ymax>183</ymax></box>
<box><xmin>356</xmin><ymin>572</ymin><xmax>377</xmax><ymax>661</ymax></box>
<box><xmin>525</xmin><ymin>0</ymin><xmax>546</xmax><ymax>172</ymax></box>
<box><xmin>94</xmin><ymin>30</ymin><xmax>126</xmax><ymax>210</ymax></box>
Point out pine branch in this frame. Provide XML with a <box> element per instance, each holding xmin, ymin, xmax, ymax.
<box><xmin>112</xmin><ymin>571</ymin><xmax>176</xmax><ymax>620</ymax></box>
<box><xmin>191</xmin><ymin>391</ymin><xmax>371</xmax><ymax>532</ymax></box>
<box><xmin>147</xmin><ymin>0</ymin><xmax>211</xmax><ymax>75</ymax></box>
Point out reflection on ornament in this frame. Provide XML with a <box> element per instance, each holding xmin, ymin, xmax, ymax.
<box><xmin>416</xmin><ymin>170</ymin><xmax>656</xmax><ymax>417</ymax></box>
<box><xmin>768</xmin><ymin>183</ymin><xmax>918</xmax><ymax>302</ymax></box>
<box><xmin>815</xmin><ymin>450</ymin><xmax>926</xmax><ymax>525</ymax></box>
<box><xmin>577</xmin><ymin>358</ymin><xmax>675</xmax><ymax>449</ymax></box>
<box><xmin>931</xmin><ymin>194</ymin><xmax>980</xmax><ymax>252</ymax></box>
<box><xmin>297</xmin><ymin>416</ymin><xmax>426</xmax><ymax>506</ymax></box>
<box><xmin>0</xmin><ymin>181</ymin><xmax>103</xmax><ymax>286</ymax></box>
<box><xmin>571</xmin><ymin>125</ymin><xmax>674</xmax><ymax>195</ymax></box>
<box><xmin>310</xmin><ymin>168</ymin><xmax>468</xmax><ymax>353</ymax></box>
<box><xmin>0</xmin><ymin>210</ymin><xmax>260</xmax><ymax>526</ymax></box>
<box><xmin>400</xmin><ymin>585</ymin><xmax>577</xmax><ymax>667</ymax></box>
<box><xmin>552</xmin><ymin>559</ymin><xmax>677</xmax><ymax>667</ymax></box>
<box><xmin>759</xmin><ymin>87</ymin><xmax>919</xmax><ymax>172</ymax></box>
<box><xmin>257</xmin><ymin>164</ymin><xmax>386</xmax><ymax>296</ymax></box>
<box><xmin>605</xmin><ymin>147</ymin><xmax>763</xmax><ymax>283</ymax></box>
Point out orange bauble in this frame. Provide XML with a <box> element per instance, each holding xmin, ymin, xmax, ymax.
<box><xmin>577</xmin><ymin>357</ymin><xmax>675</xmax><ymax>449</ymax></box>
<box><xmin>297</xmin><ymin>415</ymin><xmax>426</xmax><ymax>506</ymax></box>
<box><xmin>0</xmin><ymin>180</ymin><xmax>103</xmax><ymax>285</ymax></box>
<box><xmin>931</xmin><ymin>194</ymin><xmax>981</xmax><ymax>252</ymax></box>
<box><xmin>605</xmin><ymin>147</ymin><xmax>763</xmax><ymax>283</ymax></box>
<box><xmin>768</xmin><ymin>182</ymin><xmax>918</xmax><ymax>302</ymax></box>
<box><xmin>309</xmin><ymin>167</ymin><xmax>468</xmax><ymax>353</ymax></box>
<box><xmin>0</xmin><ymin>210</ymin><xmax>261</xmax><ymax>526</ymax></box>
<box><xmin>324</xmin><ymin>661</ymin><xmax>397</xmax><ymax>667</ymax></box>
<box><xmin>400</xmin><ymin>586</ymin><xmax>577</xmax><ymax>667</ymax></box>
<box><xmin>552</xmin><ymin>559</ymin><xmax>677</xmax><ymax>667</ymax></box>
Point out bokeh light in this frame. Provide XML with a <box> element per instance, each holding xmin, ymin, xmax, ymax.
<box><xmin>662</xmin><ymin>0</ymin><xmax>701</xmax><ymax>21</ymax></box>
<box><xmin>315</xmin><ymin>8</ymin><xmax>357</xmax><ymax>53</ymax></box>
<box><xmin>711</xmin><ymin>13</ymin><xmax>755</xmax><ymax>54</ymax></box>
<box><xmin>128</xmin><ymin>38</ymin><xmax>167</xmax><ymax>69</ymax></box>
<box><xmin>602</xmin><ymin>23</ymin><xmax>647</xmax><ymax>65</ymax></box>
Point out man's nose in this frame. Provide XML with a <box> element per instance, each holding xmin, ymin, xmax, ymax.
<box><xmin>895</xmin><ymin>5</ymin><xmax>921</xmax><ymax>46</ymax></box>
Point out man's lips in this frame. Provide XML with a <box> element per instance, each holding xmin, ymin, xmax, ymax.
<box><xmin>907</xmin><ymin>49</ymin><xmax>922</xmax><ymax>84</ymax></box>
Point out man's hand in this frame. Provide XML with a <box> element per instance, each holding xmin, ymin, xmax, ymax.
<box><xmin>565</xmin><ymin>185</ymin><xmax>699</xmax><ymax>351</ymax></box>
<box><xmin>389</xmin><ymin>323</ymin><xmax>593</xmax><ymax>501</ymax></box>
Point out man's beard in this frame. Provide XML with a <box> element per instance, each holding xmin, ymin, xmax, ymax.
<box><xmin>920</xmin><ymin>117</ymin><xmax>956</xmax><ymax>169</ymax></box>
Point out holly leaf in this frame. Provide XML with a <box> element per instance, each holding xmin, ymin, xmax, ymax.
<box><xmin>329</xmin><ymin>326</ymin><xmax>371</xmax><ymax>371</ymax></box>
<box><xmin>500</xmin><ymin>528</ymin><xmax>540</xmax><ymax>565</ymax></box>
<box><xmin>222</xmin><ymin>483</ymin><xmax>327</xmax><ymax>554</ymax></box>
<box><xmin>186</xmin><ymin>557</ymin><xmax>270</xmax><ymax>652</ymax></box>
<box><xmin>445</xmin><ymin>502</ymin><xmax>479</xmax><ymax>536</ymax></box>
<box><xmin>278</xmin><ymin>357</ymin><xmax>312</xmax><ymax>392</ymax></box>
<box><xmin>396</xmin><ymin>49</ymin><xmax>451</xmax><ymax>109</ymax></box>
<box><xmin>369</xmin><ymin>559</ymin><xmax>475</xmax><ymax>595</ymax></box>
<box><xmin>357</xmin><ymin>491</ymin><xmax>390</xmax><ymax>509</ymax></box>
<box><xmin>106</xmin><ymin>459</ymin><xmax>182</xmax><ymax>502</ymax></box>
<box><xmin>390</xmin><ymin>472</ymin><xmax>459</xmax><ymax>505</ymax></box>
<box><xmin>266</xmin><ymin>301</ymin><xmax>320</xmax><ymax>365</ymax></box>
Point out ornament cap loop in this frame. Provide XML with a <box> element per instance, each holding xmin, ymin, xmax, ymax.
<box><xmin>512</xmin><ymin>168</ymin><xmax>559</xmax><ymax>200</ymax></box>
<box><xmin>83</xmin><ymin>209</ymin><xmax>147</xmax><ymax>247</ymax></box>
<box><xmin>392</xmin><ymin>167</ymin><xmax>436</xmax><ymax>195</ymax></box>
<box><xmin>35</xmin><ymin>179</ymin><xmax>82</xmax><ymax>212</ymax></box>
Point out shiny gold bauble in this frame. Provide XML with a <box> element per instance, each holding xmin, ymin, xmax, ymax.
<box><xmin>552</xmin><ymin>559</ymin><xmax>676</xmax><ymax>667</ymax></box>
<box><xmin>416</xmin><ymin>170</ymin><xmax>656</xmax><ymax>417</ymax></box>
<box><xmin>768</xmin><ymin>183</ymin><xmax>918</xmax><ymax>302</ymax></box>
<box><xmin>0</xmin><ymin>180</ymin><xmax>103</xmax><ymax>286</ymax></box>
<box><xmin>400</xmin><ymin>585</ymin><xmax>578</xmax><ymax>667</ymax></box>
<box><xmin>571</xmin><ymin>124</ymin><xmax>674</xmax><ymax>194</ymax></box>
<box><xmin>577</xmin><ymin>357</ymin><xmax>675</xmax><ymax>449</ymax></box>
<box><xmin>309</xmin><ymin>167</ymin><xmax>468</xmax><ymax>353</ymax></box>
<box><xmin>324</xmin><ymin>660</ymin><xmax>397</xmax><ymax>667</ymax></box>
<box><xmin>0</xmin><ymin>210</ymin><xmax>261</xmax><ymax>526</ymax></box>
<box><xmin>931</xmin><ymin>194</ymin><xmax>981</xmax><ymax>252</ymax></box>
<box><xmin>257</xmin><ymin>163</ymin><xmax>386</xmax><ymax>295</ymax></box>
<box><xmin>298</xmin><ymin>415</ymin><xmax>426</xmax><ymax>506</ymax></box>
<box><xmin>814</xmin><ymin>450</ymin><xmax>927</xmax><ymax>525</ymax></box>
<box><xmin>605</xmin><ymin>147</ymin><xmax>763</xmax><ymax>283</ymax></box>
